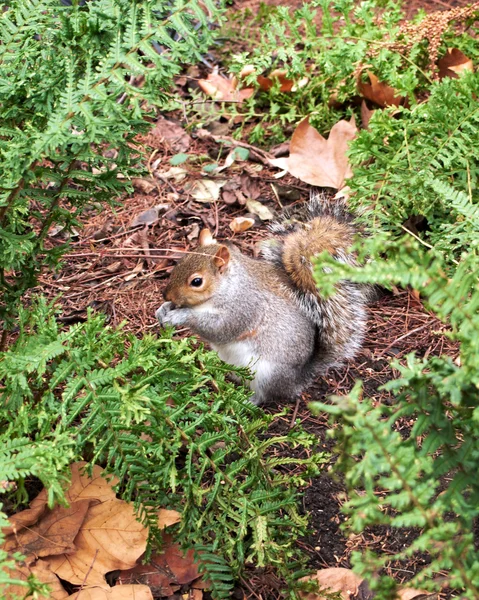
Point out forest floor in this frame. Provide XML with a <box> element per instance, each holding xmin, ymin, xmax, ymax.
<box><xmin>35</xmin><ymin>0</ymin><xmax>468</xmax><ymax>598</ymax></box>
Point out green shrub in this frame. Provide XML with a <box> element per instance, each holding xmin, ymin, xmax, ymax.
<box><xmin>310</xmin><ymin>73</ymin><xmax>479</xmax><ymax>600</ymax></box>
<box><xmin>0</xmin><ymin>0</ymin><xmax>222</xmax><ymax>330</ymax></box>
<box><xmin>227</xmin><ymin>0</ymin><xmax>479</xmax><ymax>143</ymax></box>
<box><xmin>349</xmin><ymin>72</ymin><xmax>479</xmax><ymax>262</ymax></box>
<box><xmin>0</xmin><ymin>299</ymin><xmax>325</xmax><ymax>598</ymax></box>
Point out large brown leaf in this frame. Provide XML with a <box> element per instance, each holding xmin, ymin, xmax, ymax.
<box><xmin>66</xmin><ymin>462</ymin><xmax>119</xmax><ymax>504</ymax></box>
<box><xmin>3</xmin><ymin>488</ymin><xmax>48</xmax><ymax>536</ymax></box>
<box><xmin>47</xmin><ymin>499</ymin><xmax>148</xmax><ymax>587</ymax></box>
<box><xmin>4</xmin><ymin>559</ymin><xmax>68</xmax><ymax>600</ymax></box>
<box><xmin>3</xmin><ymin>499</ymin><xmax>92</xmax><ymax>562</ymax></box>
<box><xmin>269</xmin><ymin>117</ymin><xmax>357</xmax><ymax>189</ymax></box>
<box><xmin>66</xmin><ymin>585</ymin><xmax>153</xmax><ymax>600</ymax></box>
<box><xmin>4</xmin><ymin>463</ymin><xmax>115</xmax><ymax>538</ymax></box>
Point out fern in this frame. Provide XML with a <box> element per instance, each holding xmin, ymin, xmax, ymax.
<box><xmin>0</xmin><ymin>0</ymin><xmax>224</xmax><ymax>327</ymax></box>
<box><xmin>0</xmin><ymin>300</ymin><xmax>326</xmax><ymax>597</ymax></box>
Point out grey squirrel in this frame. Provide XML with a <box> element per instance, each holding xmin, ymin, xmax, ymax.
<box><xmin>156</xmin><ymin>193</ymin><xmax>372</xmax><ymax>405</ymax></box>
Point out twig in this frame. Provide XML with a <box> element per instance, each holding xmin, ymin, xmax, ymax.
<box><xmin>76</xmin><ymin>549</ymin><xmax>99</xmax><ymax>598</ymax></box>
<box><xmin>289</xmin><ymin>398</ymin><xmax>301</xmax><ymax>429</ymax></box>
<box><xmin>0</xmin><ymin>329</ymin><xmax>8</xmax><ymax>352</ymax></box>
<box><xmin>376</xmin><ymin>321</ymin><xmax>435</xmax><ymax>358</ymax></box>
<box><xmin>196</xmin><ymin>130</ymin><xmax>274</xmax><ymax>166</ymax></box>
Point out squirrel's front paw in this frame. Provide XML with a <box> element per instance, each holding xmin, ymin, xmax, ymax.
<box><xmin>156</xmin><ymin>301</ymin><xmax>175</xmax><ymax>326</ymax></box>
<box><xmin>156</xmin><ymin>302</ymin><xmax>189</xmax><ymax>327</ymax></box>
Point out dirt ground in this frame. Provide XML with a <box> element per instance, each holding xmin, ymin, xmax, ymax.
<box><xmin>33</xmin><ymin>0</ymin><xmax>469</xmax><ymax>597</ymax></box>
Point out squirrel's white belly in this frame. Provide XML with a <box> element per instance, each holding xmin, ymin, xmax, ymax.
<box><xmin>211</xmin><ymin>340</ymin><xmax>274</xmax><ymax>395</ymax></box>
<box><xmin>213</xmin><ymin>339</ymin><xmax>258</xmax><ymax>369</ymax></box>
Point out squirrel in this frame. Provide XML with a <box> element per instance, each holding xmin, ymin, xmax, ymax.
<box><xmin>156</xmin><ymin>193</ymin><xmax>373</xmax><ymax>405</ymax></box>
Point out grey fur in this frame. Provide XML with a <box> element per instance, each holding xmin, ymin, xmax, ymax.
<box><xmin>157</xmin><ymin>192</ymin><xmax>373</xmax><ymax>405</ymax></box>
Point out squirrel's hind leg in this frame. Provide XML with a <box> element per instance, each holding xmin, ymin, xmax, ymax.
<box><xmin>250</xmin><ymin>360</ymin><xmax>307</xmax><ymax>405</ymax></box>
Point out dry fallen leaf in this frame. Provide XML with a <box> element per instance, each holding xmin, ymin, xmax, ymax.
<box><xmin>117</xmin><ymin>533</ymin><xmax>201</xmax><ymax>595</ymax></box>
<box><xmin>358</xmin><ymin>71</ymin><xmax>405</xmax><ymax>108</ymax></box>
<box><xmin>184</xmin><ymin>179</ymin><xmax>227</xmax><ymax>203</ymax></box>
<box><xmin>158</xmin><ymin>508</ymin><xmax>181</xmax><ymax>529</ymax></box>
<box><xmin>239</xmin><ymin>65</ymin><xmax>308</xmax><ymax>93</ymax></box>
<box><xmin>245</xmin><ymin>199</ymin><xmax>275</xmax><ymax>221</ymax></box>
<box><xmin>3</xmin><ymin>499</ymin><xmax>93</xmax><ymax>562</ymax></box>
<box><xmin>397</xmin><ymin>590</ymin><xmax>438</xmax><ymax>600</ymax></box>
<box><xmin>155</xmin><ymin>166</ymin><xmax>188</xmax><ymax>183</ymax></box>
<box><xmin>229</xmin><ymin>216</ymin><xmax>255</xmax><ymax>232</ymax></box>
<box><xmin>361</xmin><ymin>100</ymin><xmax>375</xmax><ymax>129</ymax></box>
<box><xmin>4</xmin><ymin>559</ymin><xmax>68</xmax><ymax>600</ymax></box>
<box><xmin>147</xmin><ymin>115</ymin><xmax>191</xmax><ymax>153</ymax></box>
<box><xmin>269</xmin><ymin>117</ymin><xmax>357</xmax><ymax>189</ymax></box>
<box><xmin>240</xmin><ymin>173</ymin><xmax>261</xmax><ymax>200</ymax></box>
<box><xmin>299</xmin><ymin>568</ymin><xmax>372</xmax><ymax>600</ymax></box>
<box><xmin>47</xmin><ymin>499</ymin><xmax>148</xmax><ymax>587</ymax></box>
<box><xmin>438</xmin><ymin>48</ymin><xmax>473</xmax><ymax>79</ymax></box>
<box><xmin>131</xmin><ymin>178</ymin><xmax>157</xmax><ymax>194</ymax></box>
<box><xmin>198</xmin><ymin>72</ymin><xmax>254</xmax><ymax>103</ymax></box>
<box><xmin>257</xmin><ymin>69</ymin><xmax>295</xmax><ymax>92</ymax></box>
<box><xmin>130</xmin><ymin>208</ymin><xmax>161</xmax><ymax>228</ymax></box>
<box><xmin>65</xmin><ymin>585</ymin><xmax>153</xmax><ymax>600</ymax></box>
<box><xmin>3</xmin><ymin>488</ymin><xmax>48</xmax><ymax>536</ymax></box>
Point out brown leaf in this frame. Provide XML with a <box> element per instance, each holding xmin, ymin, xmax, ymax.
<box><xmin>130</xmin><ymin>208</ymin><xmax>161</xmax><ymax>228</ymax></box>
<box><xmin>198</xmin><ymin>73</ymin><xmax>254</xmax><ymax>103</ymax></box>
<box><xmin>358</xmin><ymin>71</ymin><xmax>404</xmax><ymax>108</ymax></box>
<box><xmin>270</xmin><ymin>142</ymin><xmax>290</xmax><ymax>157</ymax></box>
<box><xmin>257</xmin><ymin>69</ymin><xmax>295</xmax><ymax>92</ymax></box>
<box><xmin>131</xmin><ymin>178</ymin><xmax>157</xmax><ymax>195</ymax></box>
<box><xmin>240</xmin><ymin>173</ymin><xmax>261</xmax><ymax>200</ymax></box>
<box><xmin>299</xmin><ymin>568</ymin><xmax>372</xmax><ymax>600</ymax></box>
<box><xmin>240</xmin><ymin>66</ymin><xmax>307</xmax><ymax>93</ymax></box>
<box><xmin>66</xmin><ymin>585</ymin><xmax>153</xmax><ymax>600</ymax></box>
<box><xmin>245</xmin><ymin>199</ymin><xmax>275</xmax><ymax>221</ymax></box>
<box><xmin>3</xmin><ymin>499</ymin><xmax>92</xmax><ymax>562</ymax></box>
<box><xmin>222</xmin><ymin>190</ymin><xmax>239</xmax><ymax>205</ymax></box>
<box><xmin>229</xmin><ymin>217</ymin><xmax>255</xmax><ymax>233</ymax></box>
<box><xmin>158</xmin><ymin>509</ymin><xmax>181</xmax><ymax>529</ymax></box>
<box><xmin>149</xmin><ymin>116</ymin><xmax>191</xmax><ymax>153</ymax></box>
<box><xmin>269</xmin><ymin>117</ymin><xmax>357</xmax><ymax>189</ymax></box>
<box><xmin>3</xmin><ymin>489</ymin><xmax>48</xmax><ymax>536</ymax></box>
<box><xmin>4</xmin><ymin>559</ymin><xmax>69</xmax><ymax>600</ymax></box>
<box><xmin>438</xmin><ymin>48</ymin><xmax>473</xmax><ymax>79</ymax></box>
<box><xmin>118</xmin><ymin>534</ymin><xmax>200</xmax><ymax>595</ymax></box>
<box><xmin>66</xmin><ymin>462</ymin><xmax>119</xmax><ymax>505</ymax></box>
<box><xmin>361</xmin><ymin>100</ymin><xmax>375</xmax><ymax>129</ymax></box>
<box><xmin>397</xmin><ymin>590</ymin><xmax>438</xmax><ymax>600</ymax></box>
<box><xmin>47</xmin><ymin>499</ymin><xmax>148</xmax><ymax>587</ymax></box>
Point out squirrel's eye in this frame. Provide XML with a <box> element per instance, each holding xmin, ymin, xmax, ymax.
<box><xmin>190</xmin><ymin>277</ymin><xmax>203</xmax><ymax>288</ymax></box>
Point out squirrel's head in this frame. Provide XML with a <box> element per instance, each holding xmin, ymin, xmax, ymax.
<box><xmin>164</xmin><ymin>231</ymin><xmax>231</xmax><ymax>308</ymax></box>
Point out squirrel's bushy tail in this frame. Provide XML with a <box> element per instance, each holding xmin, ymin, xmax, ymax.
<box><xmin>261</xmin><ymin>190</ymin><xmax>373</xmax><ymax>372</ymax></box>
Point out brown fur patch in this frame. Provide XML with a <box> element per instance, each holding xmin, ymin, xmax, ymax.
<box><xmin>282</xmin><ymin>217</ymin><xmax>354</xmax><ymax>294</ymax></box>
<box><xmin>236</xmin><ymin>329</ymin><xmax>258</xmax><ymax>341</ymax></box>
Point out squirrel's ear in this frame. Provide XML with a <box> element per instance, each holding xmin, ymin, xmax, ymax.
<box><xmin>213</xmin><ymin>245</ymin><xmax>230</xmax><ymax>273</ymax></box>
<box><xmin>199</xmin><ymin>228</ymin><xmax>215</xmax><ymax>247</ymax></box>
